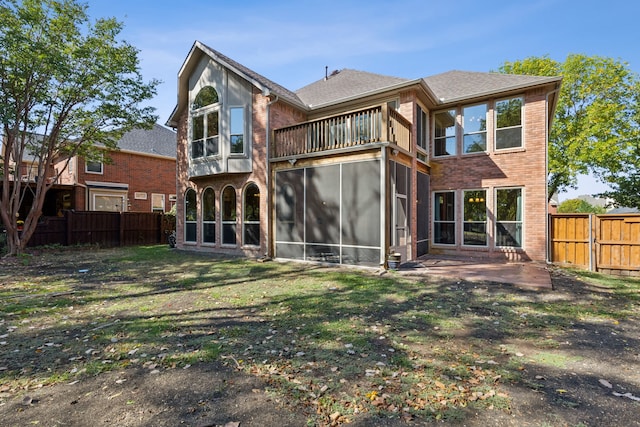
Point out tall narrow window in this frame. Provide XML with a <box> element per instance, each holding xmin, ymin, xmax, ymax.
<box><xmin>495</xmin><ymin>96</ymin><xmax>523</xmax><ymax>149</ymax></box>
<box><xmin>221</xmin><ymin>186</ymin><xmax>236</xmax><ymax>245</ymax></box>
<box><xmin>230</xmin><ymin>107</ymin><xmax>245</xmax><ymax>154</ymax></box>
<box><xmin>191</xmin><ymin>86</ymin><xmax>220</xmax><ymax>160</ymax></box>
<box><xmin>463</xmin><ymin>104</ymin><xmax>487</xmax><ymax>153</ymax></box>
<box><xmin>434</xmin><ymin>191</ymin><xmax>455</xmax><ymax>245</ymax></box>
<box><xmin>185</xmin><ymin>189</ymin><xmax>197</xmax><ymax>243</ymax></box>
<box><xmin>496</xmin><ymin>188</ymin><xmax>523</xmax><ymax>247</ymax></box>
<box><xmin>243</xmin><ymin>184</ymin><xmax>260</xmax><ymax>246</ymax></box>
<box><xmin>202</xmin><ymin>188</ymin><xmax>215</xmax><ymax>244</ymax></box>
<box><xmin>416</xmin><ymin>105</ymin><xmax>428</xmax><ymax>152</ymax></box>
<box><xmin>463</xmin><ymin>190</ymin><xmax>487</xmax><ymax>246</ymax></box>
<box><xmin>434</xmin><ymin>110</ymin><xmax>456</xmax><ymax>156</ymax></box>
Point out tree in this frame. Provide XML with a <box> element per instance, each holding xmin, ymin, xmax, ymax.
<box><xmin>0</xmin><ymin>0</ymin><xmax>159</xmax><ymax>255</ymax></box>
<box><xmin>557</xmin><ymin>198</ymin><xmax>606</xmax><ymax>214</ymax></box>
<box><xmin>498</xmin><ymin>55</ymin><xmax>640</xmax><ymax>205</ymax></box>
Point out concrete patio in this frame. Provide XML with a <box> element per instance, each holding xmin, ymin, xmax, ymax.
<box><xmin>396</xmin><ymin>255</ymin><xmax>553</xmax><ymax>289</ymax></box>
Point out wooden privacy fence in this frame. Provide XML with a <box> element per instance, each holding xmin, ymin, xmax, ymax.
<box><xmin>549</xmin><ymin>213</ymin><xmax>640</xmax><ymax>276</ymax></box>
<box><xmin>27</xmin><ymin>211</ymin><xmax>175</xmax><ymax>248</ymax></box>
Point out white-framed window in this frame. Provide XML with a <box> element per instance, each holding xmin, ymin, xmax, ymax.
<box><xmin>85</xmin><ymin>156</ymin><xmax>103</xmax><ymax>174</ymax></box>
<box><xmin>495</xmin><ymin>187</ymin><xmax>523</xmax><ymax>247</ymax></box>
<box><xmin>495</xmin><ymin>96</ymin><xmax>523</xmax><ymax>150</ymax></box>
<box><xmin>463</xmin><ymin>103</ymin><xmax>487</xmax><ymax>153</ymax></box>
<box><xmin>221</xmin><ymin>186</ymin><xmax>236</xmax><ymax>246</ymax></box>
<box><xmin>184</xmin><ymin>188</ymin><xmax>197</xmax><ymax>243</ymax></box>
<box><xmin>243</xmin><ymin>183</ymin><xmax>260</xmax><ymax>246</ymax></box>
<box><xmin>463</xmin><ymin>189</ymin><xmax>487</xmax><ymax>246</ymax></box>
<box><xmin>202</xmin><ymin>187</ymin><xmax>215</xmax><ymax>244</ymax></box>
<box><xmin>151</xmin><ymin>193</ymin><xmax>165</xmax><ymax>212</ymax></box>
<box><xmin>416</xmin><ymin>105</ymin><xmax>428</xmax><ymax>153</ymax></box>
<box><xmin>191</xmin><ymin>86</ymin><xmax>220</xmax><ymax>160</ymax></box>
<box><xmin>434</xmin><ymin>109</ymin><xmax>457</xmax><ymax>156</ymax></box>
<box><xmin>91</xmin><ymin>191</ymin><xmax>126</xmax><ymax>212</ymax></box>
<box><xmin>434</xmin><ymin>191</ymin><xmax>455</xmax><ymax>245</ymax></box>
<box><xmin>230</xmin><ymin>107</ymin><xmax>245</xmax><ymax>154</ymax></box>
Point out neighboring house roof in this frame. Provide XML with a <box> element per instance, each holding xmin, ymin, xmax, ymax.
<box><xmin>423</xmin><ymin>70</ymin><xmax>561</xmax><ymax>103</ymax></box>
<box><xmin>167</xmin><ymin>41</ymin><xmax>562</xmax><ymax>126</ymax></box>
<box><xmin>608</xmin><ymin>207</ymin><xmax>639</xmax><ymax>214</ymax></box>
<box><xmin>295</xmin><ymin>69</ymin><xmax>410</xmax><ymax>107</ymax></box>
<box><xmin>116</xmin><ymin>124</ymin><xmax>176</xmax><ymax>158</ymax></box>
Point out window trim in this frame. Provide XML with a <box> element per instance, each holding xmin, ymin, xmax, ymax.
<box><xmin>462</xmin><ymin>103</ymin><xmax>488</xmax><ymax>154</ymax></box>
<box><xmin>221</xmin><ymin>185</ymin><xmax>237</xmax><ymax>246</ymax></box>
<box><xmin>151</xmin><ymin>193</ymin><xmax>165</xmax><ymax>213</ymax></box>
<box><xmin>184</xmin><ymin>188</ymin><xmax>197</xmax><ymax>243</ymax></box>
<box><xmin>201</xmin><ymin>187</ymin><xmax>216</xmax><ymax>245</ymax></box>
<box><xmin>85</xmin><ymin>156</ymin><xmax>104</xmax><ymax>174</ymax></box>
<box><xmin>416</xmin><ymin>104</ymin><xmax>429</xmax><ymax>157</ymax></box>
<box><xmin>433</xmin><ymin>190</ymin><xmax>456</xmax><ymax>246</ymax></box>
<box><xmin>229</xmin><ymin>106</ymin><xmax>246</xmax><ymax>156</ymax></box>
<box><xmin>190</xmin><ymin>86</ymin><xmax>222</xmax><ymax>161</ymax></box>
<box><xmin>494</xmin><ymin>95</ymin><xmax>524</xmax><ymax>151</ymax></box>
<box><xmin>242</xmin><ymin>183</ymin><xmax>260</xmax><ymax>247</ymax></box>
<box><xmin>494</xmin><ymin>187</ymin><xmax>524</xmax><ymax>248</ymax></box>
<box><xmin>462</xmin><ymin>189</ymin><xmax>488</xmax><ymax>247</ymax></box>
<box><xmin>433</xmin><ymin>108</ymin><xmax>457</xmax><ymax>157</ymax></box>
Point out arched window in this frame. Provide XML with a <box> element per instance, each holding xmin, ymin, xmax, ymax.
<box><xmin>202</xmin><ymin>188</ymin><xmax>215</xmax><ymax>244</ymax></box>
<box><xmin>221</xmin><ymin>186</ymin><xmax>236</xmax><ymax>245</ymax></box>
<box><xmin>192</xmin><ymin>86</ymin><xmax>219</xmax><ymax>110</ymax></box>
<box><xmin>243</xmin><ymin>183</ymin><xmax>260</xmax><ymax>246</ymax></box>
<box><xmin>191</xmin><ymin>86</ymin><xmax>220</xmax><ymax>159</ymax></box>
<box><xmin>184</xmin><ymin>188</ymin><xmax>197</xmax><ymax>242</ymax></box>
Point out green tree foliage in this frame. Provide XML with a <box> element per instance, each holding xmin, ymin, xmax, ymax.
<box><xmin>498</xmin><ymin>55</ymin><xmax>640</xmax><ymax>207</ymax></box>
<box><xmin>557</xmin><ymin>198</ymin><xmax>606</xmax><ymax>214</ymax></box>
<box><xmin>0</xmin><ymin>0</ymin><xmax>159</xmax><ymax>255</ymax></box>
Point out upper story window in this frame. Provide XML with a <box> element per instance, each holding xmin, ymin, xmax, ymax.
<box><xmin>463</xmin><ymin>103</ymin><xmax>487</xmax><ymax>153</ymax></box>
<box><xmin>434</xmin><ymin>109</ymin><xmax>457</xmax><ymax>156</ymax></box>
<box><xmin>230</xmin><ymin>107</ymin><xmax>245</xmax><ymax>154</ymax></box>
<box><xmin>416</xmin><ymin>105</ymin><xmax>428</xmax><ymax>153</ymax></box>
<box><xmin>191</xmin><ymin>86</ymin><xmax>220</xmax><ymax>160</ymax></box>
<box><xmin>495</xmin><ymin>96</ymin><xmax>523</xmax><ymax>150</ymax></box>
<box><xmin>85</xmin><ymin>154</ymin><xmax>103</xmax><ymax>174</ymax></box>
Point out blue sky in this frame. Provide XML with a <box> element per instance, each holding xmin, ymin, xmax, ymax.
<box><xmin>85</xmin><ymin>0</ymin><xmax>640</xmax><ymax>200</ymax></box>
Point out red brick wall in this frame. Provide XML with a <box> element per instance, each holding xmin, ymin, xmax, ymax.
<box><xmin>429</xmin><ymin>89</ymin><xmax>549</xmax><ymax>261</ymax></box>
<box><xmin>77</xmin><ymin>151</ymin><xmax>176</xmax><ymax>212</ymax></box>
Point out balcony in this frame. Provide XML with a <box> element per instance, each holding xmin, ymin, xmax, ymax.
<box><xmin>272</xmin><ymin>104</ymin><xmax>412</xmax><ymax>159</ymax></box>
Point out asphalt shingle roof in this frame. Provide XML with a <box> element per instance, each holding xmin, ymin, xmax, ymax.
<box><xmin>295</xmin><ymin>69</ymin><xmax>409</xmax><ymax>107</ymax></box>
<box><xmin>423</xmin><ymin>70</ymin><xmax>558</xmax><ymax>102</ymax></box>
<box><xmin>117</xmin><ymin>124</ymin><xmax>176</xmax><ymax>158</ymax></box>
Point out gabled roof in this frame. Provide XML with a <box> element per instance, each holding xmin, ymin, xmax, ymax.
<box><xmin>295</xmin><ymin>69</ymin><xmax>410</xmax><ymax>107</ymax></box>
<box><xmin>116</xmin><ymin>124</ymin><xmax>176</xmax><ymax>158</ymax></box>
<box><xmin>423</xmin><ymin>70</ymin><xmax>561</xmax><ymax>103</ymax></box>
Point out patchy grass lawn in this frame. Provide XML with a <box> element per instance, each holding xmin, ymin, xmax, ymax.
<box><xmin>0</xmin><ymin>246</ymin><xmax>639</xmax><ymax>426</ymax></box>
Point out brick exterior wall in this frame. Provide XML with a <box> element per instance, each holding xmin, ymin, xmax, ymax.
<box><xmin>429</xmin><ymin>89</ymin><xmax>549</xmax><ymax>261</ymax></box>
<box><xmin>75</xmin><ymin>151</ymin><xmax>176</xmax><ymax>212</ymax></box>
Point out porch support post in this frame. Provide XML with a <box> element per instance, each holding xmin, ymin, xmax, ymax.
<box><xmin>381</xmin><ymin>146</ymin><xmax>390</xmax><ymax>267</ymax></box>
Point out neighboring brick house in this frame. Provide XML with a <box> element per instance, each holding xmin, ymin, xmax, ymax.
<box><xmin>53</xmin><ymin>124</ymin><xmax>177</xmax><ymax>214</ymax></box>
<box><xmin>167</xmin><ymin>41</ymin><xmax>561</xmax><ymax>265</ymax></box>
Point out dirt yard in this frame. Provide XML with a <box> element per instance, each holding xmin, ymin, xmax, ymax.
<box><xmin>0</xmin><ymin>247</ymin><xmax>638</xmax><ymax>427</ymax></box>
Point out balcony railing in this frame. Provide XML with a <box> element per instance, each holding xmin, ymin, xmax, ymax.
<box><xmin>272</xmin><ymin>104</ymin><xmax>412</xmax><ymax>158</ymax></box>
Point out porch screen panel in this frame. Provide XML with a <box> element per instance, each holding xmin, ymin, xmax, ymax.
<box><xmin>305</xmin><ymin>165</ymin><xmax>340</xmax><ymax>245</ymax></box>
<box><xmin>341</xmin><ymin>160</ymin><xmax>381</xmax><ymax>266</ymax></box>
<box><xmin>417</xmin><ymin>172</ymin><xmax>430</xmax><ymax>256</ymax></box>
<box><xmin>275</xmin><ymin>169</ymin><xmax>304</xmax><ymax>243</ymax></box>
<box><xmin>341</xmin><ymin>160</ymin><xmax>380</xmax><ymax>247</ymax></box>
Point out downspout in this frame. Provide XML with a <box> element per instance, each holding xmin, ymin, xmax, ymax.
<box><xmin>545</xmin><ymin>85</ymin><xmax>561</xmax><ymax>264</ymax></box>
<box><xmin>265</xmin><ymin>92</ymin><xmax>278</xmax><ymax>258</ymax></box>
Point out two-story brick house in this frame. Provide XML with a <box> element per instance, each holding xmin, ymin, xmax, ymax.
<box><xmin>167</xmin><ymin>41</ymin><xmax>561</xmax><ymax>266</ymax></box>
<box><xmin>53</xmin><ymin>123</ymin><xmax>177</xmax><ymax>214</ymax></box>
